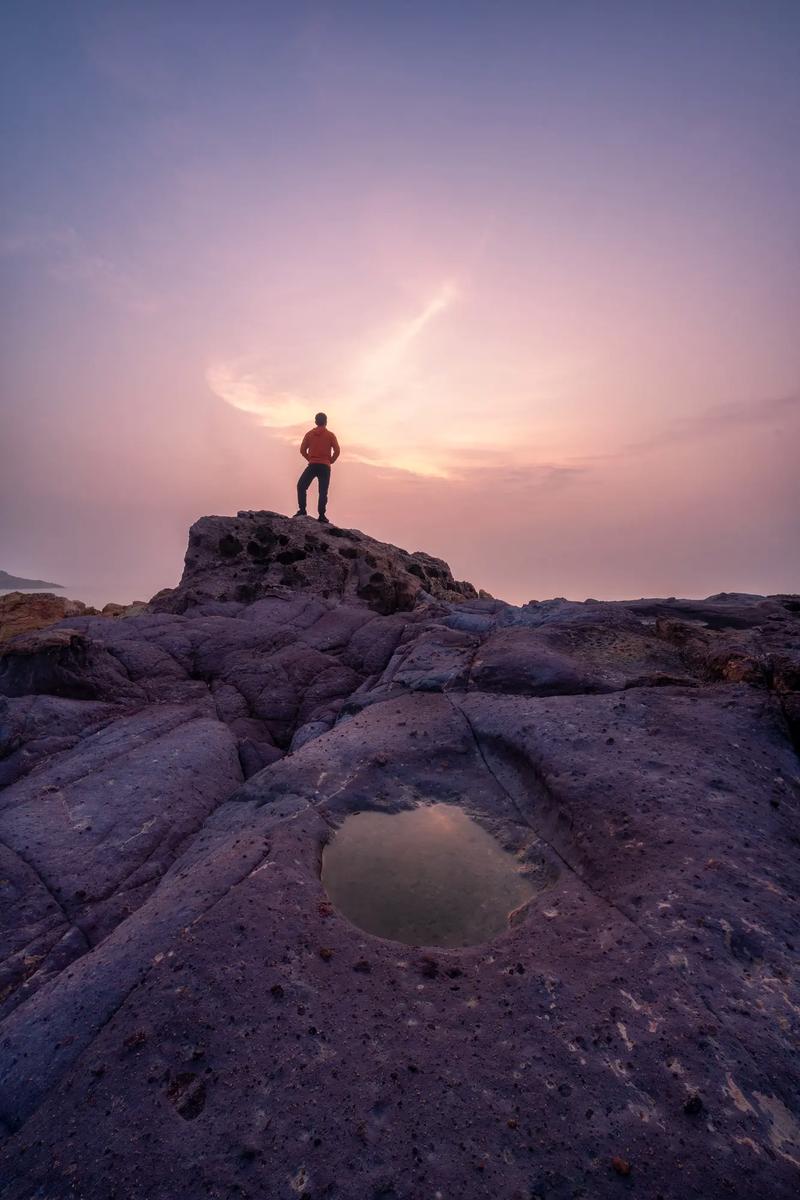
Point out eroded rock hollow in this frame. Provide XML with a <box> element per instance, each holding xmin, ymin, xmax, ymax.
<box><xmin>1</xmin><ymin>511</ymin><xmax>799</xmax><ymax>1198</ymax></box>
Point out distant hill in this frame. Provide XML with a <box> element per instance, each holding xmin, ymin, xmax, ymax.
<box><xmin>0</xmin><ymin>569</ymin><xmax>62</xmax><ymax>590</ymax></box>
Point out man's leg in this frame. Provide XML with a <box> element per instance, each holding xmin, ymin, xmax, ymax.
<box><xmin>296</xmin><ymin>464</ymin><xmax>315</xmax><ymax>514</ymax></box>
<box><xmin>316</xmin><ymin>465</ymin><xmax>331</xmax><ymax>517</ymax></box>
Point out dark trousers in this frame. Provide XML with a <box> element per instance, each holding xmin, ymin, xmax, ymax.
<box><xmin>297</xmin><ymin>463</ymin><xmax>331</xmax><ymax>516</ymax></box>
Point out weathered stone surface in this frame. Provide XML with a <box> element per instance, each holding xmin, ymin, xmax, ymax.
<box><xmin>0</xmin><ymin>695</ymin><xmax>123</xmax><ymax>788</ymax></box>
<box><xmin>0</xmin><ymin>592</ymin><xmax>151</xmax><ymax>650</ymax></box>
<box><xmin>0</xmin><ymin>513</ymin><xmax>798</xmax><ymax>1198</ymax></box>
<box><xmin>150</xmin><ymin>510</ymin><xmax>478</xmax><ymax>614</ymax></box>
<box><xmin>0</xmin><ymin>592</ymin><xmax>99</xmax><ymax>644</ymax></box>
<box><xmin>101</xmin><ymin>600</ymin><xmax>149</xmax><ymax>617</ymax></box>
<box><xmin>0</xmin><ymin>704</ymin><xmax>242</xmax><ymax>1017</ymax></box>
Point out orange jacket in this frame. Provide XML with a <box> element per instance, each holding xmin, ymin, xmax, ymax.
<box><xmin>301</xmin><ymin>426</ymin><xmax>340</xmax><ymax>465</ymax></box>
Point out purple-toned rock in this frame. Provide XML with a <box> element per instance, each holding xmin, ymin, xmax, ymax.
<box><xmin>0</xmin><ymin>704</ymin><xmax>242</xmax><ymax>1018</ymax></box>
<box><xmin>0</xmin><ymin>514</ymin><xmax>798</xmax><ymax>1199</ymax></box>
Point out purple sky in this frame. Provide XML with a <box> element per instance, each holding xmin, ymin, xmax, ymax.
<box><xmin>1</xmin><ymin>1</ymin><xmax>798</xmax><ymax>604</ymax></box>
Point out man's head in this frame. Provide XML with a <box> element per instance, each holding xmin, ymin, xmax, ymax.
<box><xmin>314</xmin><ymin>412</ymin><xmax>327</xmax><ymax>426</ymax></box>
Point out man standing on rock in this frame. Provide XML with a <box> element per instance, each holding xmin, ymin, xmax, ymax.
<box><xmin>295</xmin><ymin>412</ymin><xmax>340</xmax><ymax>524</ymax></box>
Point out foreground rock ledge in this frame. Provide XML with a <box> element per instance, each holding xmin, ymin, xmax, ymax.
<box><xmin>0</xmin><ymin>512</ymin><xmax>798</xmax><ymax>1200</ymax></box>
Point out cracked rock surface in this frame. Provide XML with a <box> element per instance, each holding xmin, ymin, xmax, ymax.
<box><xmin>0</xmin><ymin>512</ymin><xmax>799</xmax><ymax>1199</ymax></box>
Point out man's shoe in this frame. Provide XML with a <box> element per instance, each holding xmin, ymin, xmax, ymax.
<box><xmin>293</xmin><ymin>510</ymin><xmax>307</xmax><ymax>517</ymax></box>
<box><xmin>317</xmin><ymin>515</ymin><xmax>331</xmax><ymax>524</ymax></box>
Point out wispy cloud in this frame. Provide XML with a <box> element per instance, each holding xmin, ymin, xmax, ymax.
<box><xmin>205</xmin><ymin>282</ymin><xmax>462</xmax><ymax>477</ymax></box>
<box><xmin>343</xmin><ymin>450</ymin><xmax>584</xmax><ymax>493</ymax></box>
<box><xmin>629</xmin><ymin>393</ymin><xmax>799</xmax><ymax>452</ymax></box>
<box><xmin>204</xmin><ymin>362</ymin><xmax>311</xmax><ymax>430</ymax></box>
<box><xmin>574</xmin><ymin>393</ymin><xmax>800</xmax><ymax>467</ymax></box>
<box><xmin>206</xmin><ymin>280</ymin><xmax>798</xmax><ymax>495</ymax></box>
<box><xmin>354</xmin><ymin>282</ymin><xmax>458</xmax><ymax>395</ymax></box>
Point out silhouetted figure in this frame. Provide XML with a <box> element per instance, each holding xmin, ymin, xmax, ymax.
<box><xmin>295</xmin><ymin>412</ymin><xmax>340</xmax><ymax>524</ymax></box>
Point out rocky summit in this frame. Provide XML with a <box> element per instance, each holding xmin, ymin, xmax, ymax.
<box><xmin>0</xmin><ymin>511</ymin><xmax>798</xmax><ymax>1199</ymax></box>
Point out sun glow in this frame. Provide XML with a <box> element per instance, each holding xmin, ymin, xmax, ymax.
<box><xmin>205</xmin><ymin>282</ymin><xmax>465</xmax><ymax>478</ymax></box>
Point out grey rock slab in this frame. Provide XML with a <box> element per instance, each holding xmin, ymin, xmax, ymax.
<box><xmin>0</xmin><ymin>706</ymin><xmax>242</xmax><ymax>998</ymax></box>
<box><xmin>0</xmin><ymin>808</ymin><xmax>281</xmax><ymax>1134</ymax></box>
<box><xmin>470</xmin><ymin>629</ymin><xmax>605</xmax><ymax>696</ymax></box>
<box><xmin>379</xmin><ymin>625</ymin><xmax>477</xmax><ymax>693</ymax></box>
<box><xmin>0</xmin><ymin>841</ymin><xmax>89</xmax><ymax>1022</ymax></box>
<box><xmin>0</xmin><ymin>695</ymin><xmax>123</xmax><ymax>787</ymax></box>
<box><xmin>472</xmin><ymin>618</ymin><xmax>698</xmax><ymax>696</ymax></box>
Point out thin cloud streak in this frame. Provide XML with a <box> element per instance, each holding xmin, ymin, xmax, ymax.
<box><xmin>622</xmin><ymin>393</ymin><xmax>800</xmax><ymax>456</ymax></box>
<box><xmin>354</xmin><ymin>281</ymin><xmax>458</xmax><ymax>395</ymax></box>
<box><xmin>205</xmin><ymin>282</ymin><xmax>463</xmax><ymax>478</ymax></box>
<box><xmin>565</xmin><ymin>393</ymin><xmax>800</xmax><ymax>471</ymax></box>
<box><xmin>204</xmin><ymin>362</ymin><xmax>311</xmax><ymax>429</ymax></box>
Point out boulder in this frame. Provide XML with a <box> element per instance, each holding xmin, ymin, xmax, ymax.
<box><xmin>0</xmin><ymin>592</ymin><xmax>99</xmax><ymax>644</ymax></box>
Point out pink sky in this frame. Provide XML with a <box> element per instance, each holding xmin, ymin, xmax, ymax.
<box><xmin>1</xmin><ymin>3</ymin><xmax>798</xmax><ymax>604</ymax></box>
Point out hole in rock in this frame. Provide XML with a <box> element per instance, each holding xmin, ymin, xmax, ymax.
<box><xmin>321</xmin><ymin>804</ymin><xmax>536</xmax><ymax>947</ymax></box>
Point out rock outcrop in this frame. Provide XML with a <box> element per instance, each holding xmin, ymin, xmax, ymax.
<box><xmin>150</xmin><ymin>510</ymin><xmax>479</xmax><ymax>614</ymax></box>
<box><xmin>0</xmin><ymin>512</ymin><xmax>798</xmax><ymax>1199</ymax></box>
<box><xmin>0</xmin><ymin>592</ymin><xmax>99</xmax><ymax>644</ymax></box>
<box><xmin>0</xmin><ymin>593</ymin><xmax>148</xmax><ymax>647</ymax></box>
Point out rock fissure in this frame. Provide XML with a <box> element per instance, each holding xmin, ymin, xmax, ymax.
<box><xmin>0</xmin><ymin>836</ymin><xmax>91</xmax><ymax>949</ymax></box>
<box><xmin>447</xmin><ymin>696</ymin><xmax>644</xmax><ymax>934</ymax></box>
<box><xmin>0</xmin><ymin>705</ymin><xmax>206</xmax><ymax>814</ymax></box>
<box><xmin>0</xmin><ymin>837</ymin><xmax>274</xmax><ymax>1134</ymax></box>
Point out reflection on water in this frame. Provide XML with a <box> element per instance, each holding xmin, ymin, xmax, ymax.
<box><xmin>321</xmin><ymin>804</ymin><xmax>534</xmax><ymax>947</ymax></box>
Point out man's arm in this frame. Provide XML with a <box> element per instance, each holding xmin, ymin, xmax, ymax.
<box><xmin>300</xmin><ymin>432</ymin><xmax>310</xmax><ymax>459</ymax></box>
<box><xmin>330</xmin><ymin>432</ymin><xmax>340</xmax><ymax>463</ymax></box>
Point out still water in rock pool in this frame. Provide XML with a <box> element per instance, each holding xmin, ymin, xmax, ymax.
<box><xmin>321</xmin><ymin>804</ymin><xmax>535</xmax><ymax>947</ymax></box>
